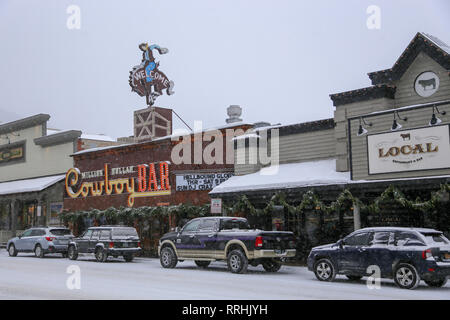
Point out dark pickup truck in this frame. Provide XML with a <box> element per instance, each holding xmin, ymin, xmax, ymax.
<box><xmin>158</xmin><ymin>216</ymin><xmax>296</xmax><ymax>273</ymax></box>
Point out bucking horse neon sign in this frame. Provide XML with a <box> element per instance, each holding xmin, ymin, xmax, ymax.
<box><xmin>129</xmin><ymin>42</ymin><xmax>175</xmax><ymax>106</ymax></box>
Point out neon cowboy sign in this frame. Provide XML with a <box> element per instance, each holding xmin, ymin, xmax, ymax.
<box><xmin>65</xmin><ymin>162</ymin><xmax>171</xmax><ymax>207</ymax></box>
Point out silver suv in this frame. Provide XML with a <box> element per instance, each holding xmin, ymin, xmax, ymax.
<box><xmin>7</xmin><ymin>227</ymin><xmax>74</xmax><ymax>258</ymax></box>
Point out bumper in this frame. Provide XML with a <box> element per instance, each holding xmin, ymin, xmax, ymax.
<box><xmin>107</xmin><ymin>248</ymin><xmax>141</xmax><ymax>255</ymax></box>
<box><xmin>45</xmin><ymin>245</ymin><xmax>69</xmax><ymax>253</ymax></box>
<box><xmin>253</xmin><ymin>249</ymin><xmax>296</xmax><ymax>259</ymax></box>
<box><xmin>421</xmin><ymin>261</ymin><xmax>450</xmax><ymax>281</ymax></box>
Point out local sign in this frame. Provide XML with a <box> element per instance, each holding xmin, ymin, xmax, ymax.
<box><xmin>367</xmin><ymin>125</ymin><xmax>450</xmax><ymax>174</ymax></box>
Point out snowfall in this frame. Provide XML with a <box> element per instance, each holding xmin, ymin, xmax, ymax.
<box><xmin>0</xmin><ymin>250</ymin><xmax>448</xmax><ymax>300</ymax></box>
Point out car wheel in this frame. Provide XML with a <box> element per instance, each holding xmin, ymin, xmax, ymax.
<box><xmin>8</xmin><ymin>244</ymin><xmax>18</xmax><ymax>257</ymax></box>
<box><xmin>394</xmin><ymin>263</ymin><xmax>420</xmax><ymax>289</ymax></box>
<box><xmin>95</xmin><ymin>247</ymin><xmax>108</xmax><ymax>262</ymax></box>
<box><xmin>123</xmin><ymin>254</ymin><xmax>134</xmax><ymax>262</ymax></box>
<box><xmin>425</xmin><ymin>278</ymin><xmax>447</xmax><ymax>288</ymax></box>
<box><xmin>160</xmin><ymin>246</ymin><xmax>177</xmax><ymax>268</ymax></box>
<box><xmin>262</xmin><ymin>259</ymin><xmax>282</xmax><ymax>272</ymax></box>
<box><xmin>68</xmin><ymin>246</ymin><xmax>78</xmax><ymax>260</ymax></box>
<box><xmin>34</xmin><ymin>245</ymin><xmax>45</xmax><ymax>258</ymax></box>
<box><xmin>346</xmin><ymin>275</ymin><xmax>363</xmax><ymax>281</ymax></box>
<box><xmin>227</xmin><ymin>249</ymin><xmax>248</xmax><ymax>274</ymax></box>
<box><xmin>195</xmin><ymin>260</ymin><xmax>211</xmax><ymax>268</ymax></box>
<box><xmin>314</xmin><ymin>258</ymin><xmax>336</xmax><ymax>282</ymax></box>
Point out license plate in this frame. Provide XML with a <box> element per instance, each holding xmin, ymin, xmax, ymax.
<box><xmin>123</xmin><ymin>243</ymin><xmax>129</xmax><ymax>247</ymax></box>
<box><xmin>275</xmin><ymin>249</ymin><xmax>285</xmax><ymax>254</ymax></box>
<box><xmin>444</xmin><ymin>253</ymin><xmax>450</xmax><ymax>260</ymax></box>
<box><xmin>59</xmin><ymin>240</ymin><xmax>68</xmax><ymax>245</ymax></box>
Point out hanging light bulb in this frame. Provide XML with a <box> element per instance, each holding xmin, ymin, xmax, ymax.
<box><xmin>429</xmin><ymin>105</ymin><xmax>446</xmax><ymax>126</ymax></box>
<box><xmin>356</xmin><ymin>117</ymin><xmax>372</xmax><ymax>136</ymax></box>
<box><xmin>391</xmin><ymin>111</ymin><xmax>407</xmax><ymax>131</ymax></box>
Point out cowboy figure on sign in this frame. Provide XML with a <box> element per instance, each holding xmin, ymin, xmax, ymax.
<box><xmin>129</xmin><ymin>42</ymin><xmax>175</xmax><ymax>106</ymax></box>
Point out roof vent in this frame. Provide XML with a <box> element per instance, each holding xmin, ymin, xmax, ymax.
<box><xmin>226</xmin><ymin>105</ymin><xmax>242</xmax><ymax>124</ymax></box>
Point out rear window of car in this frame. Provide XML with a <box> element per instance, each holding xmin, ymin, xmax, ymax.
<box><xmin>422</xmin><ymin>233</ymin><xmax>450</xmax><ymax>245</ymax></box>
<box><xmin>111</xmin><ymin>228</ymin><xmax>138</xmax><ymax>238</ymax></box>
<box><xmin>395</xmin><ymin>232</ymin><xmax>425</xmax><ymax>246</ymax></box>
<box><xmin>221</xmin><ymin>219</ymin><xmax>250</xmax><ymax>230</ymax></box>
<box><xmin>50</xmin><ymin>229</ymin><xmax>71</xmax><ymax>236</ymax></box>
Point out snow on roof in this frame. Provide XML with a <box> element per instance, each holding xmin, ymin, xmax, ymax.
<box><xmin>421</xmin><ymin>32</ymin><xmax>450</xmax><ymax>55</ymax></box>
<box><xmin>47</xmin><ymin>129</ymin><xmax>116</xmax><ymax>142</ymax></box>
<box><xmin>0</xmin><ymin>174</ymin><xmax>66</xmax><ymax>196</ymax></box>
<box><xmin>210</xmin><ymin>159</ymin><xmax>351</xmax><ymax>194</ymax></box>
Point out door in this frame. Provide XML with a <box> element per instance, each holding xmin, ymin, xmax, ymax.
<box><xmin>15</xmin><ymin>229</ymin><xmax>33</xmax><ymax>251</ymax></box>
<box><xmin>176</xmin><ymin>219</ymin><xmax>202</xmax><ymax>258</ymax></box>
<box><xmin>339</xmin><ymin>232</ymin><xmax>373</xmax><ymax>274</ymax></box>
<box><xmin>77</xmin><ymin>229</ymin><xmax>93</xmax><ymax>253</ymax></box>
<box><xmin>28</xmin><ymin>229</ymin><xmax>45</xmax><ymax>251</ymax></box>
<box><xmin>365</xmin><ymin>231</ymin><xmax>396</xmax><ymax>276</ymax></box>
<box><xmin>88</xmin><ymin>230</ymin><xmax>100</xmax><ymax>253</ymax></box>
<box><xmin>194</xmin><ymin>218</ymin><xmax>219</xmax><ymax>259</ymax></box>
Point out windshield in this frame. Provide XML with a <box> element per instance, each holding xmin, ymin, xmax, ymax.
<box><xmin>50</xmin><ymin>229</ymin><xmax>72</xmax><ymax>236</ymax></box>
<box><xmin>111</xmin><ymin>228</ymin><xmax>138</xmax><ymax>239</ymax></box>
<box><xmin>422</xmin><ymin>233</ymin><xmax>450</xmax><ymax>245</ymax></box>
<box><xmin>221</xmin><ymin>219</ymin><xmax>250</xmax><ymax>230</ymax></box>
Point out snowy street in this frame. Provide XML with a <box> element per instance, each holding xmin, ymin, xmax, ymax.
<box><xmin>0</xmin><ymin>250</ymin><xmax>448</xmax><ymax>300</ymax></box>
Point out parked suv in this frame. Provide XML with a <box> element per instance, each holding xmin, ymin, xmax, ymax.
<box><xmin>67</xmin><ymin>226</ymin><xmax>141</xmax><ymax>262</ymax></box>
<box><xmin>158</xmin><ymin>217</ymin><xmax>296</xmax><ymax>273</ymax></box>
<box><xmin>307</xmin><ymin>227</ymin><xmax>450</xmax><ymax>289</ymax></box>
<box><xmin>7</xmin><ymin>227</ymin><xmax>73</xmax><ymax>258</ymax></box>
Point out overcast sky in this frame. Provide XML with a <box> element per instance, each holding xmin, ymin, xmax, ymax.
<box><xmin>0</xmin><ymin>0</ymin><xmax>449</xmax><ymax>138</ymax></box>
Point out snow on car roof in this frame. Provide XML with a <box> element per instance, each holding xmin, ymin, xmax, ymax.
<box><xmin>355</xmin><ymin>227</ymin><xmax>441</xmax><ymax>233</ymax></box>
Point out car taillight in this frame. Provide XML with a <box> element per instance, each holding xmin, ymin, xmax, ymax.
<box><xmin>109</xmin><ymin>242</ymin><xmax>114</xmax><ymax>248</ymax></box>
<box><xmin>255</xmin><ymin>236</ymin><xmax>263</xmax><ymax>248</ymax></box>
<box><xmin>288</xmin><ymin>240</ymin><xmax>296</xmax><ymax>249</ymax></box>
<box><xmin>422</xmin><ymin>249</ymin><xmax>432</xmax><ymax>259</ymax></box>
<box><xmin>45</xmin><ymin>237</ymin><xmax>55</xmax><ymax>241</ymax></box>
<box><xmin>138</xmin><ymin>241</ymin><xmax>141</xmax><ymax>248</ymax></box>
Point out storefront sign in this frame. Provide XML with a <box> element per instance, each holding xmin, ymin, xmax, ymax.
<box><xmin>65</xmin><ymin>162</ymin><xmax>171</xmax><ymax>207</ymax></box>
<box><xmin>367</xmin><ymin>125</ymin><xmax>450</xmax><ymax>174</ymax></box>
<box><xmin>0</xmin><ymin>142</ymin><xmax>24</xmax><ymax>164</ymax></box>
<box><xmin>175</xmin><ymin>173</ymin><xmax>234</xmax><ymax>191</ymax></box>
<box><xmin>414</xmin><ymin>71</ymin><xmax>439</xmax><ymax>98</ymax></box>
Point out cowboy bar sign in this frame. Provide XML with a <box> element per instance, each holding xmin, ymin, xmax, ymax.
<box><xmin>367</xmin><ymin>125</ymin><xmax>450</xmax><ymax>174</ymax></box>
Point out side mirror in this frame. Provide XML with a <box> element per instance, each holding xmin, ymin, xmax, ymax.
<box><xmin>337</xmin><ymin>239</ymin><xmax>344</xmax><ymax>248</ymax></box>
<box><xmin>17</xmin><ymin>234</ymin><xmax>22</xmax><ymax>239</ymax></box>
<box><xmin>174</xmin><ymin>227</ymin><xmax>181</xmax><ymax>233</ymax></box>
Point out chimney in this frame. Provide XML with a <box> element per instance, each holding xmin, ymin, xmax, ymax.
<box><xmin>226</xmin><ymin>105</ymin><xmax>242</xmax><ymax>124</ymax></box>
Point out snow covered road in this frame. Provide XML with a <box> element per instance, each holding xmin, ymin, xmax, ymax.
<box><xmin>0</xmin><ymin>250</ymin><xmax>449</xmax><ymax>299</ymax></box>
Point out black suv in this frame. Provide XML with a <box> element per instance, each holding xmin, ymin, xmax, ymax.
<box><xmin>67</xmin><ymin>226</ymin><xmax>141</xmax><ymax>262</ymax></box>
<box><xmin>307</xmin><ymin>227</ymin><xmax>450</xmax><ymax>289</ymax></box>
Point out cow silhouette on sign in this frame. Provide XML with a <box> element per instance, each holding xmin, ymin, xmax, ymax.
<box><xmin>129</xmin><ymin>42</ymin><xmax>175</xmax><ymax>106</ymax></box>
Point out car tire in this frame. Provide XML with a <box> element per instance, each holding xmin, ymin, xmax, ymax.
<box><xmin>394</xmin><ymin>263</ymin><xmax>420</xmax><ymax>290</ymax></box>
<box><xmin>314</xmin><ymin>258</ymin><xmax>336</xmax><ymax>282</ymax></box>
<box><xmin>346</xmin><ymin>275</ymin><xmax>363</xmax><ymax>281</ymax></box>
<box><xmin>123</xmin><ymin>254</ymin><xmax>134</xmax><ymax>262</ymax></box>
<box><xmin>95</xmin><ymin>247</ymin><xmax>108</xmax><ymax>263</ymax></box>
<box><xmin>160</xmin><ymin>246</ymin><xmax>177</xmax><ymax>268</ymax></box>
<box><xmin>227</xmin><ymin>249</ymin><xmax>248</xmax><ymax>274</ymax></box>
<box><xmin>34</xmin><ymin>245</ymin><xmax>45</xmax><ymax>258</ymax></box>
<box><xmin>68</xmin><ymin>246</ymin><xmax>78</xmax><ymax>260</ymax></box>
<box><xmin>195</xmin><ymin>260</ymin><xmax>211</xmax><ymax>268</ymax></box>
<box><xmin>424</xmin><ymin>278</ymin><xmax>447</xmax><ymax>288</ymax></box>
<box><xmin>8</xmin><ymin>244</ymin><xmax>18</xmax><ymax>257</ymax></box>
<box><xmin>262</xmin><ymin>259</ymin><xmax>282</xmax><ymax>272</ymax></box>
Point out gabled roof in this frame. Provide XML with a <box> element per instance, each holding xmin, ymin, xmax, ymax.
<box><xmin>368</xmin><ymin>32</ymin><xmax>450</xmax><ymax>85</ymax></box>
